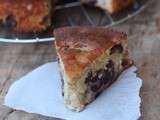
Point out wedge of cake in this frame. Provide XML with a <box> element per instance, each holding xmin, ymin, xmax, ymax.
<box><xmin>80</xmin><ymin>0</ymin><xmax>134</xmax><ymax>14</ymax></box>
<box><xmin>0</xmin><ymin>0</ymin><xmax>53</xmax><ymax>32</ymax></box>
<box><xmin>54</xmin><ymin>26</ymin><xmax>132</xmax><ymax>112</ymax></box>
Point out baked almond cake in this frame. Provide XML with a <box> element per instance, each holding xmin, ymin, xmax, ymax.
<box><xmin>55</xmin><ymin>26</ymin><xmax>132</xmax><ymax>112</ymax></box>
<box><xmin>80</xmin><ymin>0</ymin><xmax>134</xmax><ymax>14</ymax></box>
<box><xmin>0</xmin><ymin>0</ymin><xmax>52</xmax><ymax>32</ymax></box>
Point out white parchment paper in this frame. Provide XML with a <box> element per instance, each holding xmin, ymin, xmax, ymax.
<box><xmin>5</xmin><ymin>62</ymin><xmax>142</xmax><ymax>120</ymax></box>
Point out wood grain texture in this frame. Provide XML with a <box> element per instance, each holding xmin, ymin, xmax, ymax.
<box><xmin>0</xmin><ymin>0</ymin><xmax>160</xmax><ymax>120</ymax></box>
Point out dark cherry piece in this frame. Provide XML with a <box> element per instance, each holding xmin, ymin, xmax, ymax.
<box><xmin>91</xmin><ymin>85</ymin><xmax>99</xmax><ymax>92</ymax></box>
<box><xmin>122</xmin><ymin>58</ymin><xmax>132</xmax><ymax>68</ymax></box>
<box><xmin>85</xmin><ymin>60</ymin><xmax>115</xmax><ymax>93</ymax></box>
<box><xmin>110</xmin><ymin>44</ymin><xmax>123</xmax><ymax>55</ymax></box>
<box><xmin>5</xmin><ymin>15</ymin><xmax>17</xmax><ymax>29</ymax></box>
<box><xmin>85</xmin><ymin>71</ymin><xmax>92</xmax><ymax>83</ymax></box>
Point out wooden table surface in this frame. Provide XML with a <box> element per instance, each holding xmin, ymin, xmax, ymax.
<box><xmin>0</xmin><ymin>1</ymin><xmax>160</xmax><ymax>120</ymax></box>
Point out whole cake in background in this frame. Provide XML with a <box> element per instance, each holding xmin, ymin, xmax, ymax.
<box><xmin>0</xmin><ymin>0</ymin><xmax>53</xmax><ymax>32</ymax></box>
<box><xmin>54</xmin><ymin>26</ymin><xmax>132</xmax><ymax>112</ymax></box>
<box><xmin>80</xmin><ymin>0</ymin><xmax>134</xmax><ymax>14</ymax></box>
<box><xmin>0</xmin><ymin>0</ymin><xmax>134</xmax><ymax>32</ymax></box>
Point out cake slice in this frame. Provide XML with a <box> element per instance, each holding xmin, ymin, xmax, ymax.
<box><xmin>0</xmin><ymin>0</ymin><xmax>53</xmax><ymax>32</ymax></box>
<box><xmin>54</xmin><ymin>26</ymin><xmax>132</xmax><ymax>112</ymax></box>
<box><xmin>80</xmin><ymin>0</ymin><xmax>134</xmax><ymax>14</ymax></box>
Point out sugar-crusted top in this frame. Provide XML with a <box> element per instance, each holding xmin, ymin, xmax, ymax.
<box><xmin>54</xmin><ymin>26</ymin><xmax>127</xmax><ymax>83</ymax></box>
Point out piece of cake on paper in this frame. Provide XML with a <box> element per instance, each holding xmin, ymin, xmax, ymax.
<box><xmin>0</xmin><ymin>0</ymin><xmax>53</xmax><ymax>32</ymax></box>
<box><xmin>80</xmin><ymin>0</ymin><xmax>134</xmax><ymax>14</ymax></box>
<box><xmin>54</xmin><ymin>26</ymin><xmax>132</xmax><ymax>112</ymax></box>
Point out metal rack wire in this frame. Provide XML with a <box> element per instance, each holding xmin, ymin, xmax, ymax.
<box><xmin>0</xmin><ymin>0</ymin><xmax>151</xmax><ymax>43</ymax></box>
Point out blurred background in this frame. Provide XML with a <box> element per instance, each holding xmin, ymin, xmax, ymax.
<box><xmin>0</xmin><ymin>0</ymin><xmax>159</xmax><ymax>120</ymax></box>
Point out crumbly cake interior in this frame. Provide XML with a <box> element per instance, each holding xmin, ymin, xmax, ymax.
<box><xmin>58</xmin><ymin>42</ymin><xmax>130</xmax><ymax>111</ymax></box>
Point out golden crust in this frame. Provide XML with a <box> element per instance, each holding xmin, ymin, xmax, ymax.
<box><xmin>0</xmin><ymin>0</ymin><xmax>50</xmax><ymax>32</ymax></box>
<box><xmin>111</xmin><ymin>0</ymin><xmax>134</xmax><ymax>13</ymax></box>
<box><xmin>54</xmin><ymin>26</ymin><xmax>128</xmax><ymax>83</ymax></box>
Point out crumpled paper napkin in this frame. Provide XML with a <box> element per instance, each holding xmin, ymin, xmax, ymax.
<box><xmin>5</xmin><ymin>62</ymin><xmax>142</xmax><ymax>120</ymax></box>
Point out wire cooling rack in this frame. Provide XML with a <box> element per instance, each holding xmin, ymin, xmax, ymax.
<box><xmin>0</xmin><ymin>0</ymin><xmax>151</xmax><ymax>43</ymax></box>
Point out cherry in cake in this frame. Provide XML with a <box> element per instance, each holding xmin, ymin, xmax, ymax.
<box><xmin>55</xmin><ymin>26</ymin><xmax>132</xmax><ymax>112</ymax></box>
